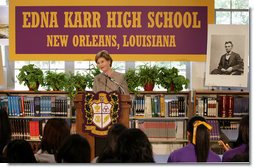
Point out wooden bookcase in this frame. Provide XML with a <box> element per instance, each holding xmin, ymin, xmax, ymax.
<box><xmin>129</xmin><ymin>91</ymin><xmax>191</xmax><ymax>155</ymax></box>
<box><xmin>193</xmin><ymin>89</ymin><xmax>249</xmax><ymax>154</ymax></box>
<box><xmin>0</xmin><ymin>90</ymin><xmax>76</xmax><ymax>152</ymax></box>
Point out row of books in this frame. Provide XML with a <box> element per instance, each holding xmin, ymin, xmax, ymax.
<box><xmin>131</xmin><ymin>95</ymin><xmax>186</xmax><ymax>118</ymax></box>
<box><xmin>218</xmin><ymin>120</ymin><xmax>239</xmax><ymax>130</ymax></box>
<box><xmin>10</xmin><ymin>119</ymin><xmax>76</xmax><ymax>141</ymax></box>
<box><xmin>133</xmin><ymin>119</ymin><xmax>235</xmax><ymax>142</ymax></box>
<box><xmin>1</xmin><ymin>96</ymin><xmax>71</xmax><ymax>117</ymax></box>
<box><xmin>152</xmin><ymin>144</ymin><xmax>184</xmax><ymax>155</ymax></box>
<box><xmin>206</xmin><ymin>120</ymin><xmax>220</xmax><ymax>141</ymax></box>
<box><xmin>196</xmin><ymin>96</ymin><xmax>249</xmax><ymax>117</ymax></box>
<box><xmin>10</xmin><ymin>119</ymin><xmax>41</xmax><ymax>140</ymax></box>
<box><xmin>135</xmin><ymin>120</ymin><xmax>184</xmax><ymax>139</ymax></box>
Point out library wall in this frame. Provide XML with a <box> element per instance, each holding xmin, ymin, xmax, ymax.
<box><xmin>191</xmin><ymin>62</ymin><xmax>207</xmax><ymax>90</ymax></box>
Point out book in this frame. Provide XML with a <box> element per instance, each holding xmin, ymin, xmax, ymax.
<box><xmin>34</xmin><ymin>97</ymin><xmax>41</xmax><ymax>116</ymax></box>
<box><xmin>233</xmin><ymin>96</ymin><xmax>249</xmax><ymax>116</ymax></box>
<box><xmin>227</xmin><ymin>96</ymin><xmax>234</xmax><ymax>117</ymax></box>
<box><xmin>218</xmin><ymin>96</ymin><xmax>227</xmax><ymax>117</ymax></box>
<box><xmin>144</xmin><ymin>95</ymin><xmax>152</xmax><ymax>117</ymax></box>
<box><xmin>29</xmin><ymin>120</ymin><xmax>40</xmax><ymax>140</ymax></box>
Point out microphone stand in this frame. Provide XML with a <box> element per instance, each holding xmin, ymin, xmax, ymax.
<box><xmin>102</xmin><ymin>73</ymin><xmax>126</xmax><ymax>94</ymax></box>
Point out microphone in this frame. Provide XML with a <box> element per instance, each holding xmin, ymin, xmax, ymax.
<box><xmin>102</xmin><ymin>73</ymin><xmax>115</xmax><ymax>82</ymax></box>
<box><xmin>102</xmin><ymin>73</ymin><xmax>126</xmax><ymax>94</ymax></box>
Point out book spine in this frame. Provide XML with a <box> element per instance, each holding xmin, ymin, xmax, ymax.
<box><xmin>34</xmin><ymin>97</ymin><xmax>41</xmax><ymax>116</ymax></box>
<box><xmin>228</xmin><ymin>96</ymin><xmax>234</xmax><ymax>117</ymax></box>
<box><xmin>160</xmin><ymin>95</ymin><xmax>165</xmax><ymax>117</ymax></box>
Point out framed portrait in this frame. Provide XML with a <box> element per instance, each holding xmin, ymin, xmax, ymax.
<box><xmin>205</xmin><ymin>25</ymin><xmax>249</xmax><ymax>87</ymax></box>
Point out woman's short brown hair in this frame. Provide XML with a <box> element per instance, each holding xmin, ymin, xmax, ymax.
<box><xmin>95</xmin><ymin>50</ymin><xmax>113</xmax><ymax>67</ymax></box>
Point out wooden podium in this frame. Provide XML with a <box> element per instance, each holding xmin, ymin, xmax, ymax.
<box><xmin>74</xmin><ymin>92</ymin><xmax>131</xmax><ymax>160</ymax></box>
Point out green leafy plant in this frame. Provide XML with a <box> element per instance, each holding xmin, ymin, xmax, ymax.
<box><xmin>16</xmin><ymin>64</ymin><xmax>44</xmax><ymax>91</ymax></box>
<box><xmin>44</xmin><ymin>71</ymin><xmax>67</xmax><ymax>91</ymax></box>
<box><xmin>137</xmin><ymin>64</ymin><xmax>159</xmax><ymax>91</ymax></box>
<box><xmin>87</xmin><ymin>65</ymin><xmax>101</xmax><ymax>89</ymax></box>
<box><xmin>125</xmin><ymin>68</ymin><xmax>140</xmax><ymax>93</ymax></box>
<box><xmin>65</xmin><ymin>72</ymin><xmax>94</xmax><ymax>99</ymax></box>
<box><xmin>158</xmin><ymin>67</ymin><xmax>189</xmax><ymax>93</ymax></box>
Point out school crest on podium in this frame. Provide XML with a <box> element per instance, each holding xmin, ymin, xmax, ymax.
<box><xmin>82</xmin><ymin>91</ymin><xmax>120</xmax><ymax>137</ymax></box>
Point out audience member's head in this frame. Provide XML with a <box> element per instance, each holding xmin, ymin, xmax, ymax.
<box><xmin>41</xmin><ymin>118</ymin><xmax>70</xmax><ymax>154</ymax></box>
<box><xmin>116</xmin><ymin>128</ymin><xmax>154</xmax><ymax>163</ymax></box>
<box><xmin>55</xmin><ymin>134</ymin><xmax>91</xmax><ymax>163</ymax></box>
<box><xmin>97</xmin><ymin>123</ymin><xmax>127</xmax><ymax>163</ymax></box>
<box><xmin>5</xmin><ymin>139</ymin><xmax>37</xmax><ymax>163</ymax></box>
<box><xmin>187</xmin><ymin>116</ymin><xmax>212</xmax><ymax>162</ymax></box>
<box><xmin>0</xmin><ymin>109</ymin><xmax>11</xmax><ymax>156</ymax></box>
<box><xmin>236</xmin><ymin>115</ymin><xmax>249</xmax><ymax>147</ymax></box>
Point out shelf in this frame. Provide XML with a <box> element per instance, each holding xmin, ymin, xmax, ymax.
<box><xmin>0</xmin><ymin>90</ymin><xmax>69</xmax><ymax>96</ymax></box>
<box><xmin>149</xmin><ymin>138</ymin><xmax>188</xmax><ymax>143</ymax></box>
<box><xmin>129</xmin><ymin>116</ymin><xmax>188</xmax><ymax>120</ymax></box>
<box><xmin>194</xmin><ymin>90</ymin><xmax>249</xmax><ymax>95</ymax></box>
<box><xmin>130</xmin><ymin>90</ymin><xmax>190</xmax><ymax>95</ymax></box>
<box><xmin>204</xmin><ymin>117</ymin><xmax>244</xmax><ymax>120</ymax></box>
<box><xmin>9</xmin><ymin>116</ymin><xmax>75</xmax><ymax>119</ymax></box>
<box><xmin>26</xmin><ymin>139</ymin><xmax>41</xmax><ymax>142</ymax></box>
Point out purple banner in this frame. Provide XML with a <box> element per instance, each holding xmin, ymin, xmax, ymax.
<box><xmin>16</xmin><ymin>6</ymin><xmax>207</xmax><ymax>54</ymax></box>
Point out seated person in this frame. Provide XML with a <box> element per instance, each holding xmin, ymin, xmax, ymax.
<box><xmin>4</xmin><ymin>139</ymin><xmax>37</xmax><ymax>163</ymax></box>
<box><xmin>167</xmin><ymin>116</ymin><xmax>221</xmax><ymax>162</ymax></box>
<box><xmin>115</xmin><ymin>128</ymin><xmax>155</xmax><ymax>163</ymax></box>
<box><xmin>55</xmin><ymin>134</ymin><xmax>91</xmax><ymax>163</ymax></box>
<box><xmin>222</xmin><ymin>115</ymin><xmax>249</xmax><ymax>162</ymax></box>
<box><xmin>211</xmin><ymin>41</ymin><xmax>243</xmax><ymax>75</ymax></box>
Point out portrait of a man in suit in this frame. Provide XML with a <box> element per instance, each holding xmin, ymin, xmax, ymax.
<box><xmin>211</xmin><ymin>41</ymin><xmax>244</xmax><ymax>75</ymax></box>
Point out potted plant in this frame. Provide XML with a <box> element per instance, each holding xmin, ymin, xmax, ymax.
<box><xmin>44</xmin><ymin>71</ymin><xmax>68</xmax><ymax>91</ymax></box>
<box><xmin>158</xmin><ymin>67</ymin><xmax>189</xmax><ymax>93</ymax></box>
<box><xmin>16</xmin><ymin>64</ymin><xmax>44</xmax><ymax>91</ymax></box>
<box><xmin>137</xmin><ymin>64</ymin><xmax>159</xmax><ymax>91</ymax></box>
<box><xmin>125</xmin><ymin>68</ymin><xmax>140</xmax><ymax>93</ymax></box>
<box><xmin>65</xmin><ymin>72</ymin><xmax>93</xmax><ymax>99</ymax></box>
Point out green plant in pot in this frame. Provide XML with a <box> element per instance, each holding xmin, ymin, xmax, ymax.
<box><xmin>137</xmin><ymin>64</ymin><xmax>159</xmax><ymax>91</ymax></box>
<box><xmin>16</xmin><ymin>64</ymin><xmax>44</xmax><ymax>91</ymax></box>
<box><xmin>125</xmin><ymin>68</ymin><xmax>140</xmax><ymax>93</ymax></box>
<box><xmin>158</xmin><ymin>67</ymin><xmax>189</xmax><ymax>93</ymax></box>
<box><xmin>65</xmin><ymin>72</ymin><xmax>93</xmax><ymax>99</ymax></box>
<box><xmin>44</xmin><ymin>71</ymin><xmax>67</xmax><ymax>91</ymax></box>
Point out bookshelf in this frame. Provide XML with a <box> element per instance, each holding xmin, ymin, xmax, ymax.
<box><xmin>0</xmin><ymin>90</ymin><xmax>76</xmax><ymax>152</ymax></box>
<box><xmin>193</xmin><ymin>90</ymin><xmax>249</xmax><ymax>154</ymax></box>
<box><xmin>129</xmin><ymin>91</ymin><xmax>191</xmax><ymax>155</ymax></box>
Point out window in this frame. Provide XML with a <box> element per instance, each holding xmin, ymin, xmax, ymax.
<box><xmin>74</xmin><ymin>61</ymin><xmax>126</xmax><ymax>74</ymax></box>
<box><xmin>215</xmin><ymin>0</ymin><xmax>249</xmax><ymax>24</ymax></box>
<box><xmin>0</xmin><ymin>0</ymin><xmax>7</xmax><ymax>5</ymax></box>
<box><xmin>14</xmin><ymin>61</ymin><xmax>65</xmax><ymax>90</ymax></box>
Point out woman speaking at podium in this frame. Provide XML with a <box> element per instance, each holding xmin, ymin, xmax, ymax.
<box><xmin>93</xmin><ymin>50</ymin><xmax>129</xmax><ymax>95</ymax></box>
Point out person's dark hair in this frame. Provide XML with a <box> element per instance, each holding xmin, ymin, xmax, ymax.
<box><xmin>97</xmin><ymin>123</ymin><xmax>127</xmax><ymax>163</ymax></box>
<box><xmin>225</xmin><ymin>41</ymin><xmax>233</xmax><ymax>47</ymax></box>
<box><xmin>187</xmin><ymin>116</ymin><xmax>210</xmax><ymax>162</ymax></box>
<box><xmin>116</xmin><ymin>128</ymin><xmax>154</xmax><ymax>163</ymax></box>
<box><xmin>95</xmin><ymin>50</ymin><xmax>113</xmax><ymax>67</ymax></box>
<box><xmin>55</xmin><ymin>134</ymin><xmax>91</xmax><ymax>163</ymax></box>
<box><xmin>41</xmin><ymin>118</ymin><xmax>70</xmax><ymax>154</ymax></box>
<box><xmin>0</xmin><ymin>109</ymin><xmax>11</xmax><ymax>155</ymax></box>
<box><xmin>5</xmin><ymin>139</ymin><xmax>37</xmax><ymax>163</ymax></box>
<box><xmin>235</xmin><ymin>115</ymin><xmax>249</xmax><ymax>151</ymax></box>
